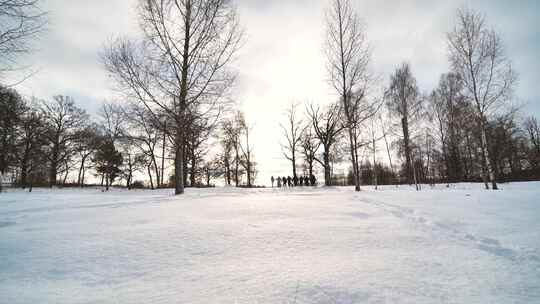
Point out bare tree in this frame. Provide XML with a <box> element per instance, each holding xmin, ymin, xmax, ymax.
<box><xmin>99</xmin><ymin>102</ymin><xmax>126</xmax><ymax>144</ymax></box>
<box><xmin>307</xmin><ymin>102</ymin><xmax>344</xmax><ymax>186</ymax></box>
<box><xmin>102</xmin><ymin>0</ymin><xmax>243</xmax><ymax>195</ymax></box>
<box><xmin>119</xmin><ymin>142</ymin><xmax>145</xmax><ymax>190</ymax></box>
<box><xmin>300</xmin><ymin>125</ymin><xmax>320</xmax><ymax>179</ymax></box>
<box><xmin>447</xmin><ymin>7</ymin><xmax>517</xmax><ymax>190</ymax></box>
<box><xmin>217</xmin><ymin>122</ymin><xmax>234</xmax><ymax>185</ymax></box>
<box><xmin>379</xmin><ymin>114</ymin><xmax>396</xmax><ymax>185</ymax></box>
<box><xmin>429</xmin><ymin>73</ymin><xmax>467</xmax><ymax>184</ymax></box>
<box><xmin>324</xmin><ymin>0</ymin><xmax>378</xmax><ymax>191</ymax></box>
<box><xmin>74</xmin><ymin>123</ymin><xmax>100</xmax><ymax>187</ymax></box>
<box><xmin>15</xmin><ymin>102</ymin><xmax>45</xmax><ymax>188</ymax></box>
<box><xmin>184</xmin><ymin>108</ymin><xmax>216</xmax><ymax>187</ymax></box>
<box><xmin>237</xmin><ymin>111</ymin><xmax>254</xmax><ymax>187</ymax></box>
<box><xmin>0</xmin><ymin>0</ymin><xmax>46</xmax><ymax>77</ymax></box>
<box><xmin>385</xmin><ymin>63</ymin><xmax>423</xmax><ymax>190</ymax></box>
<box><xmin>124</xmin><ymin>102</ymin><xmax>162</xmax><ymax>189</ymax></box>
<box><xmin>280</xmin><ymin>102</ymin><xmax>303</xmax><ymax>185</ymax></box>
<box><xmin>41</xmin><ymin>95</ymin><xmax>88</xmax><ymax>187</ymax></box>
<box><xmin>220</xmin><ymin>115</ymin><xmax>247</xmax><ymax>187</ymax></box>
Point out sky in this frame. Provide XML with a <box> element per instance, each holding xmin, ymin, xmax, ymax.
<box><xmin>7</xmin><ymin>0</ymin><xmax>540</xmax><ymax>185</ymax></box>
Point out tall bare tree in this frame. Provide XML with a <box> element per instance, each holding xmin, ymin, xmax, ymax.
<box><xmin>385</xmin><ymin>63</ymin><xmax>423</xmax><ymax>189</ymax></box>
<box><xmin>447</xmin><ymin>7</ymin><xmax>517</xmax><ymax>190</ymax></box>
<box><xmin>324</xmin><ymin>0</ymin><xmax>378</xmax><ymax>191</ymax></box>
<box><xmin>280</xmin><ymin>102</ymin><xmax>303</xmax><ymax>185</ymax></box>
<box><xmin>102</xmin><ymin>0</ymin><xmax>243</xmax><ymax>195</ymax></box>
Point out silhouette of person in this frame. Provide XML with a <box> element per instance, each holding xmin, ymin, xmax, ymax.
<box><xmin>277</xmin><ymin>176</ymin><xmax>282</xmax><ymax>187</ymax></box>
<box><xmin>293</xmin><ymin>175</ymin><xmax>298</xmax><ymax>186</ymax></box>
<box><xmin>299</xmin><ymin>176</ymin><xmax>304</xmax><ymax>186</ymax></box>
<box><xmin>287</xmin><ymin>176</ymin><xmax>292</xmax><ymax>187</ymax></box>
<box><xmin>271</xmin><ymin>176</ymin><xmax>275</xmax><ymax>187</ymax></box>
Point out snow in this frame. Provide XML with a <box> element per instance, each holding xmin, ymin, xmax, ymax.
<box><xmin>1</xmin><ymin>183</ymin><xmax>539</xmax><ymax>303</ymax></box>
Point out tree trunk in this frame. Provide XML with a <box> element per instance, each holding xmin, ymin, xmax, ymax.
<box><xmin>174</xmin><ymin>132</ymin><xmax>185</xmax><ymax>195</ymax></box>
<box><xmin>246</xmin><ymin>157</ymin><xmax>251</xmax><ymax>187</ymax></box>
<box><xmin>373</xmin><ymin>135</ymin><xmax>378</xmax><ymax>190</ymax></box>
<box><xmin>77</xmin><ymin>155</ymin><xmax>87</xmax><ymax>187</ymax></box>
<box><xmin>152</xmin><ymin>155</ymin><xmax>160</xmax><ymax>188</ymax></box>
<box><xmin>225</xmin><ymin>158</ymin><xmax>231</xmax><ymax>185</ymax></box>
<box><xmin>28</xmin><ymin>171</ymin><xmax>33</xmax><ymax>192</ymax></box>
<box><xmin>190</xmin><ymin>150</ymin><xmax>196</xmax><ymax>187</ymax></box>
<box><xmin>480</xmin><ymin>123</ymin><xmax>498</xmax><ymax>190</ymax></box>
<box><xmin>183</xmin><ymin>147</ymin><xmax>188</xmax><ymax>188</ymax></box>
<box><xmin>246</xmin><ymin>130</ymin><xmax>252</xmax><ymax>187</ymax></box>
<box><xmin>347</xmin><ymin>128</ymin><xmax>361</xmax><ymax>191</ymax></box>
<box><xmin>402</xmin><ymin>117</ymin><xmax>413</xmax><ymax>185</ymax></box>
<box><xmin>81</xmin><ymin>166</ymin><xmax>86</xmax><ymax>187</ymax></box>
<box><xmin>292</xmin><ymin>153</ymin><xmax>297</xmax><ymax>186</ymax></box>
<box><xmin>161</xmin><ymin>121</ymin><xmax>166</xmax><ymax>187</ymax></box>
<box><xmin>234</xmin><ymin>148</ymin><xmax>239</xmax><ymax>187</ymax></box>
<box><xmin>323</xmin><ymin>150</ymin><xmax>331</xmax><ymax>186</ymax></box>
<box><xmin>148</xmin><ymin>165</ymin><xmax>154</xmax><ymax>190</ymax></box>
<box><xmin>173</xmin><ymin>0</ymin><xmax>191</xmax><ymax>195</ymax></box>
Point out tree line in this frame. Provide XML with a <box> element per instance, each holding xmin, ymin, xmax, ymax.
<box><xmin>0</xmin><ymin>88</ymin><xmax>258</xmax><ymax>192</ymax></box>
<box><xmin>2</xmin><ymin>0</ymin><xmax>539</xmax><ymax>194</ymax></box>
<box><xmin>276</xmin><ymin>0</ymin><xmax>539</xmax><ymax>191</ymax></box>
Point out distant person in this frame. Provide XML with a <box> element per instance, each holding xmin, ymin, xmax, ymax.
<box><xmin>271</xmin><ymin>176</ymin><xmax>275</xmax><ymax>188</ymax></box>
<box><xmin>277</xmin><ymin>176</ymin><xmax>282</xmax><ymax>187</ymax></box>
<box><xmin>310</xmin><ymin>174</ymin><xmax>316</xmax><ymax>186</ymax></box>
<box><xmin>287</xmin><ymin>176</ymin><xmax>292</xmax><ymax>187</ymax></box>
<box><xmin>293</xmin><ymin>175</ymin><xmax>298</xmax><ymax>186</ymax></box>
<box><xmin>299</xmin><ymin>176</ymin><xmax>304</xmax><ymax>186</ymax></box>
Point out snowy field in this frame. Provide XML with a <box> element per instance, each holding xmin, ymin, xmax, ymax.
<box><xmin>1</xmin><ymin>183</ymin><xmax>539</xmax><ymax>303</ymax></box>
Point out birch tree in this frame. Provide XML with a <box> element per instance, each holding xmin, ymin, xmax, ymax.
<box><xmin>324</xmin><ymin>0</ymin><xmax>378</xmax><ymax>191</ymax></box>
<box><xmin>447</xmin><ymin>7</ymin><xmax>517</xmax><ymax>190</ymax></box>
<box><xmin>385</xmin><ymin>63</ymin><xmax>423</xmax><ymax>190</ymax></box>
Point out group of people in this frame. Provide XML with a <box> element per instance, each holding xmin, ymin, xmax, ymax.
<box><xmin>270</xmin><ymin>175</ymin><xmax>317</xmax><ymax>188</ymax></box>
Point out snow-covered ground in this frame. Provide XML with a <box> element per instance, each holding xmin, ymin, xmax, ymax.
<box><xmin>1</xmin><ymin>183</ymin><xmax>539</xmax><ymax>303</ymax></box>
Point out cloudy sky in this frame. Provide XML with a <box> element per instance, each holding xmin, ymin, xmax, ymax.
<box><xmin>9</xmin><ymin>0</ymin><xmax>540</xmax><ymax>185</ymax></box>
